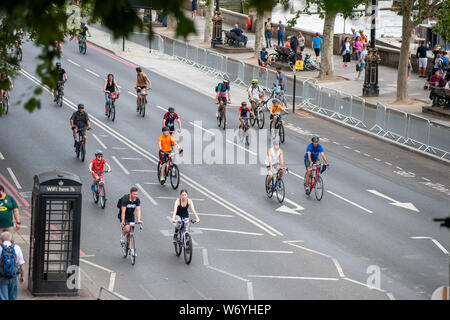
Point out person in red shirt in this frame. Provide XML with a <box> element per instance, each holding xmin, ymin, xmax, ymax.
<box><xmin>89</xmin><ymin>150</ymin><xmax>111</xmax><ymax>191</ymax></box>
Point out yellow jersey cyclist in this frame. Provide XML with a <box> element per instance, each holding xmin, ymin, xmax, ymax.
<box><xmin>304</xmin><ymin>136</ymin><xmax>330</xmax><ymax>194</ymax></box>
<box><xmin>248</xmin><ymin>79</ymin><xmax>264</xmax><ymax>113</ymax></box>
<box><xmin>239</xmin><ymin>101</ymin><xmax>255</xmax><ymax>130</ymax></box>
<box><xmin>265</xmin><ymin>139</ymin><xmax>286</xmax><ymax>189</ymax></box>
<box><xmin>270</xmin><ymin>98</ymin><xmax>288</xmax><ymax>129</ymax></box>
<box><xmin>158</xmin><ymin>126</ymin><xmax>183</xmax><ymax>184</ymax></box>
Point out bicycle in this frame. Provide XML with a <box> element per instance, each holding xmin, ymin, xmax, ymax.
<box><xmin>157</xmin><ymin>150</ymin><xmax>182</xmax><ymax>189</ymax></box>
<box><xmin>265</xmin><ymin>168</ymin><xmax>288</xmax><ymax>203</ymax></box>
<box><xmin>238</xmin><ymin>117</ymin><xmax>253</xmax><ymax>146</ymax></box>
<box><xmin>74</xmin><ymin>127</ymin><xmax>91</xmax><ymax>162</ymax></box>
<box><xmin>92</xmin><ymin>170</ymin><xmax>110</xmax><ymax>209</ymax></box>
<box><xmin>304</xmin><ymin>163</ymin><xmax>325</xmax><ymax>201</ymax></box>
<box><xmin>105</xmin><ymin>91</ymin><xmax>119</xmax><ymax>121</ymax></box>
<box><xmin>136</xmin><ymin>87</ymin><xmax>148</xmax><ymax>118</ymax></box>
<box><xmin>78</xmin><ymin>35</ymin><xmax>88</xmax><ymax>54</ymax></box>
<box><xmin>1</xmin><ymin>91</ymin><xmax>9</xmax><ymax>115</ymax></box>
<box><xmin>14</xmin><ymin>42</ymin><xmax>22</xmax><ymax>61</ymax></box>
<box><xmin>216</xmin><ymin>103</ymin><xmax>226</xmax><ymax>130</ymax></box>
<box><xmin>55</xmin><ymin>81</ymin><xmax>64</xmax><ymax>107</ymax></box>
<box><xmin>173</xmin><ymin>218</ymin><xmax>198</xmax><ymax>264</ymax></box>
<box><xmin>269</xmin><ymin>114</ymin><xmax>285</xmax><ymax>144</ymax></box>
<box><xmin>250</xmin><ymin>99</ymin><xmax>265</xmax><ymax>129</ymax></box>
<box><xmin>121</xmin><ymin>221</ymin><xmax>143</xmax><ymax>266</ymax></box>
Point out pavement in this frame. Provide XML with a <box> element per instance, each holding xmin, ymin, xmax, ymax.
<box><xmin>1</xmin><ymin>28</ymin><xmax>449</xmax><ymax>300</ymax></box>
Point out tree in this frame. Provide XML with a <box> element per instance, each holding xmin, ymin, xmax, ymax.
<box><xmin>203</xmin><ymin>0</ymin><xmax>214</xmax><ymax>42</ymax></box>
<box><xmin>254</xmin><ymin>11</ymin><xmax>265</xmax><ymax>57</ymax></box>
<box><xmin>394</xmin><ymin>0</ymin><xmax>444</xmax><ymax>102</ymax></box>
<box><xmin>432</xmin><ymin>1</ymin><xmax>450</xmax><ymax>47</ymax></box>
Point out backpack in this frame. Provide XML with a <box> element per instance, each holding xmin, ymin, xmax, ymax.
<box><xmin>117</xmin><ymin>197</ymin><xmax>122</xmax><ymax>209</ymax></box>
<box><xmin>0</xmin><ymin>243</ymin><xmax>19</xmax><ymax>277</ymax></box>
<box><xmin>215</xmin><ymin>83</ymin><xmax>221</xmax><ymax>92</ymax></box>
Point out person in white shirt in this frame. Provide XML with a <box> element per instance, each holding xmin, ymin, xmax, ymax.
<box><xmin>247</xmin><ymin>79</ymin><xmax>265</xmax><ymax>113</ymax></box>
<box><xmin>0</xmin><ymin>231</ymin><xmax>25</xmax><ymax>300</ymax></box>
<box><xmin>265</xmin><ymin>139</ymin><xmax>286</xmax><ymax>190</ymax></box>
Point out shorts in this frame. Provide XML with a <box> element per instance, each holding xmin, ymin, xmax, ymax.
<box><xmin>314</xmin><ymin>48</ymin><xmax>321</xmax><ymax>56</ymax></box>
<box><xmin>359</xmin><ymin>63</ymin><xmax>366</xmax><ymax>71</ymax></box>
<box><xmin>304</xmin><ymin>158</ymin><xmax>319</xmax><ymax>170</ymax></box>
<box><xmin>105</xmin><ymin>92</ymin><xmax>111</xmax><ymax>105</ymax></box>
<box><xmin>407</xmin><ymin>66</ymin><xmax>411</xmax><ymax>73</ymax></box>
<box><xmin>91</xmin><ymin>171</ymin><xmax>101</xmax><ymax>179</ymax></box>
<box><xmin>217</xmin><ymin>96</ymin><xmax>227</xmax><ymax>105</ymax></box>
<box><xmin>159</xmin><ymin>150</ymin><xmax>170</xmax><ymax>164</ymax></box>
<box><xmin>136</xmin><ymin>86</ymin><xmax>146</xmax><ymax>93</ymax></box>
<box><xmin>300</xmin><ymin>45</ymin><xmax>304</xmax><ymax>52</ymax></box>
<box><xmin>266</xmin><ymin>165</ymin><xmax>279</xmax><ymax>176</ymax></box>
<box><xmin>117</xmin><ymin>212</ymin><xmax>135</xmax><ymax>225</ymax></box>
<box><xmin>419</xmin><ymin>58</ymin><xmax>427</xmax><ymax>68</ymax></box>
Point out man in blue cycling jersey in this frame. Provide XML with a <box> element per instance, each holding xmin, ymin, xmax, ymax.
<box><xmin>304</xmin><ymin>136</ymin><xmax>329</xmax><ymax>194</ymax></box>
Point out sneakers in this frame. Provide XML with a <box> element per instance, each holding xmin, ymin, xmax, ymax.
<box><xmin>120</xmin><ymin>235</ymin><xmax>126</xmax><ymax>245</ymax></box>
<box><xmin>161</xmin><ymin>178</ymin><xmax>165</xmax><ymax>184</ymax></box>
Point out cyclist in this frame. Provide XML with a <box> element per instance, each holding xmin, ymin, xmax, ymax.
<box><xmin>270</xmin><ymin>98</ymin><xmax>288</xmax><ymax>129</ymax></box>
<box><xmin>304</xmin><ymin>136</ymin><xmax>330</xmax><ymax>194</ymax></box>
<box><xmin>158</xmin><ymin>126</ymin><xmax>182</xmax><ymax>184</ymax></box>
<box><xmin>215</xmin><ymin>78</ymin><xmax>231</xmax><ymax>108</ymax></box>
<box><xmin>238</xmin><ymin>101</ymin><xmax>255</xmax><ymax>130</ymax></box>
<box><xmin>70</xmin><ymin>104</ymin><xmax>91</xmax><ymax>148</ymax></box>
<box><xmin>103</xmin><ymin>73</ymin><xmax>120</xmax><ymax>116</ymax></box>
<box><xmin>162</xmin><ymin>107</ymin><xmax>181</xmax><ymax>134</ymax></box>
<box><xmin>118</xmin><ymin>187</ymin><xmax>143</xmax><ymax>245</ymax></box>
<box><xmin>89</xmin><ymin>150</ymin><xmax>111</xmax><ymax>192</ymax></box>
<box><xmin>0</xmin><ymin>73</ymin><xmax>13</xmax><ymax>105</ymax></box>
<box><xmin>53</xmin><ymin>62</ymin><xmax>67</xmax><ymax>102</ymax></box>
<box><xmin>248</xmin><ymin>79</ymin><xmax>264</xmax><ymax>113</ymax></box>
<box><xmin>265</xmin><ymin>139</ymin><xmax>286</xmax><ymax>189</ymax></box>
<box><xmin>135</xmin><ymin>67</ymin><xmax>152</xmax><ymax>112</ymax></box>
<box><xmin>171</xmin><ymin>189</ymin><xmax>200</xmax><ymax>243</ymax></box>
<box><xmin>78</xmin><ymin>21</ymin><xmax>91</xmax><ymax>42</ymax></box>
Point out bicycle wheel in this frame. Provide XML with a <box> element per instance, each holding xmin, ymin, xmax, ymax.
<box><xmin>183</xmin><ymin>233</ymin><xmax>193</xmax><ymax>264</ymax></box>
<box><xmin>265</xmin><ymin>175</ymin><xmax>274</xmax><ymax>198</ymax></box>
<box><xmin>303</xmin><ymin>172</ymin><xmax>310</xmax><ymax>195</ymax></box>
<box><xmin>170</xmin><ymin>164</ymin><xmax>180</xmax><ymax>190</ymax></box>
<box><xmin>279</xmin><ymin>123</ymin><xmax>285</xmax><ymax>143</ymax></box>
<box><xmin>250</xmin><ymin>111</ymin><xmax>256</xmax><ymax>126</ymax></box>
<box><xmin>238</xmin><ymin>127</ymin><xmax>245</xmax><ymax>143</ymax></box>
<box><xmin>82</xmin><ymin>42</ymin><xmax>86</xmax><ymax>55</ymax></box>
<box><xmin>130</xmin><ymin>235</ymin><xmax>136</xmax><ymax>265</ymax></box>
<box><xmin>81</xmin><ymin>143</ymin><xmax>86</xmax><ymax>162</ymax></box>
<box><xmin>216</xmin><ymin>111</ymin><xmax>222</xmax><ymax>127</ymax></box>
<box><xmin>315</xmin><ymin>175</ymin><xmax>324</xmax><ymax>201</ymax></box>
<box><xmin>257</xmin><ymin>108</ymin><xmax>265</xmax><ymax>129</ymax></box>
<box><xmin>99</xmin><ymin>184</ymin><xmax>106</xmax><ymax>209</ymax></box>
<box><xmin>157</xmin><ymin>162</ymin><xmax>163</xmax><ymax>184</ymax></box>
<box><xmin>122</xmin><ymin>239</ymin><xmax>128</xmax><ymax>258</ymax></box>
<box><xmin>3</xmin><ymin>97</ymin><xmax>8</xmax><ymax>115</ymax></box>
<box><xmin>110</xmin><ymin>103</ymin><xmax>116</xmax><ymax>122</ymax></box>
<box><xmin>221</xmin><ymin>111</ymin><xmax>226</xmax><ymax>130</ymax></box>
<box><xmin>79</xmin><ymin>42</ymin><xmax>82</xmax><ymax>53</ymax></box>
<box><xmin>92</xmin><ymin>184</ymin><xmax>99</xmax><ymax>203</ymax></box>
<box><xmin>18</xmin><ymin>49</ymin><xmax>22</xmax><ymax>61</ymax></box>
<box><xmin>174</xmin><ymin>232</ymin><xmax>182</xmax><ymax>256</ymax></box>
<box><xmin>140</xmin><ymin>98</ymin><xmax>145</xmax><ymax>117</ymax></box>
<box><xmin>75</xmin><ymin>142</ymin><xmax>80</xmax><ymax>159</ymax></box>
<box><xmin>58</xmin><ymin>92</ymin><xmax>63</xmax><ymax>107</ymax></box>
<box><xmin>276</xmin><ymin>178</ymin><xmax>285</xmax><ymax>203</ymax></box>
<box><xmin>245</xmin><ymin>132</ymin><xmax>251</xmax><ymax>146</ymax></box>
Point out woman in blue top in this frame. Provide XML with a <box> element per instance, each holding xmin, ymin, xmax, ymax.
<box><xmin>312</xmin><ymin>32</ymin><xmax>323</xmax><ymax>63</ymax></box>
<box><xmin>304</xmin><ymin>136</ymin><xmax>329</xmax><ymax>194</ymax></box>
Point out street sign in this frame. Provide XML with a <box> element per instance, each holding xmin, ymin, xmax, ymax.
<box><xmin>295</xmin><ymin>60</ymin><xmax>303</xmax><ymax>71</ymax></box>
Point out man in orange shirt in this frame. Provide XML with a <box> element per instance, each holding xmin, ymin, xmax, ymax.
<box><xmin>158</xmin><ymin>126</ymin><xmax>182</xmax><ymax>183</ymax></box>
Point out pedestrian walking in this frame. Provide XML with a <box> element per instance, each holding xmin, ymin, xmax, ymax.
<box><xmin>353</xmin><ymin>36</ymin><xmax>363</xmax><ymax>61</ymax></box>
<box><xmin>265</xmin><ymin>18</ymin><xmax>273</xmax><ymax>48</ymax></box>
<box><xmin>0</xmin><ymin>185</ymin><xmax>21</xmax><ymax>240</ymax></box>
<box><xmin>416</xmin><ymin>41</ymin><xmax>431</xmax><ymax>77</ymax></box>
<box><xmin>0</xmin><ymin>231</ymin><xmax>25</xmax><ymax>300</ymax></box>
<box><xmin>356</xmin><ymin>44</ymin><xmax>368</xmax><ymax>80</ymax></box>
<box><xmin>190</xmin><ymin>0</ymin><xmax>197</xmax><ymax>19</ymax></box>
<box><xmin>297</xmin><ymin>32</ymin><xmax>305</xmax><ymax>53</ymax></box>
<box><xmin>341</xmin><ymin>37</ymin><xmax>352</xmax><ymax>67</ymax></box>
<box><xmin>277</xmin><ymin>21</ymin><xmax>285</xmax><ymax>46</ymax></box>
<box><xmin>312</xmin><ymin>32</ymin><xmax>323</xmax><ymax>63</ymax></box>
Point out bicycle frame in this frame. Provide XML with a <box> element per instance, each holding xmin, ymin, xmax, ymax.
<box><xmin>308</xmin><ymin>164</ymin><xmax>321</xmax><ymax>189</ymax></box>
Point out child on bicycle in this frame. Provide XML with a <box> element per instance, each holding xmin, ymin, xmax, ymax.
<box><xmin>171</xmin><ymin>189</ymin><xmax>200</xmax><ymax>243</ymax></box>
<box><xmin>270</xmin><ymin>98</ymin><xmax>288</xmax><ymax>129</ymax></box>
<box><xmin>89</xmin><ymin>150</ymin><xmax>111</xmax><ymax>191</ymax></box>
<box><xmin>239</xmin><ymin>101</ymin><xmax>255</xmax><ymax>130</ymax></box>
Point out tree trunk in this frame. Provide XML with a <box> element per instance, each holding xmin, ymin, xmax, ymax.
<box><xmin>254</xmin><ymin>12</ymin><xmax>264</xmax><ymax>57</ymax></box>
<box><xmin>203</xmin><ymin>0</ymin><xmax>214</xmax><ymax>43</ymax></box>
<box><xmin>318</xmin><ymin>11</ymin><xmax>337</xmax><ymax>79</ymax></box>
<box><xmin>396</xmin><ymin>1</ymin><xmax>414</xmax><ymax>101</ymax></box>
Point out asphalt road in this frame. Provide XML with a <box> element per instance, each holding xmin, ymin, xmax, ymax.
<box><xmin>0</xmin><ymin>37</ymin><xmax>448</xmax><ymax>300</ymax></box>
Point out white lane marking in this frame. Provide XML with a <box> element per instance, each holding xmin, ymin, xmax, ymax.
<box><xmin>156</xmin><ymin>106</ymin><xmax>167</xmax><ymax>112</ymax></box>
<box><xmin>343</xmin><ymin>277</ymin><xmax>386</xmax><ymax>292</ymax></box>
<box><xmin>144</xmin><ymin>182</ymin><xmax>160</xmax><ymax>185</ymax></box>
<box><xmin>374</xmin><ymin>158</ymin><xmax>381</xmax><ymax>162</ymax></box>
<box><xmin>108</xmin><ymin>272</ymin><xmax>116</xmax><ymax>291</ymax></box>
<box><xmin>84</xmin><ymin>68</ymin><xmax>99</xmax><ymax>77</ymax></box>
<box><xmin>248</xmin><ymin>275</ymin><xmax>339</xmax><ymax>281</ymax></box>
<box><xmin>80</xmin><ymin>259</ymin><xmax>116</xmax><ymax>291</ymax></box>
<box><xmin>421</xmin><ymin>177</ymin><xmax>430</xmax><ymax>182</ymax></box>
<box><xmin>354</xmin><ymin>150</ymin><xmax>361</xmax><ymax>153</ymax></box>
<box><xmin>188</xmin><ymin>121</ymin><xmax>215</xmax><ymax>136</ymax></box>
<box><xmin>198</xmin><ymin>228</ymin><xmax>263</xmax><ymax>236</ymax></box>
<box><xmin>80</xmin><ymin>258</ymin><xmax>114</xmax><ymax>273</ymax></box>
<box><xmin>92</xmin><ymin>133</ymin><xmax>107</xmax><ymax>149</ymax></box>
<box><xmin>111</xmin><ymin>156</ymin><xmax>130</xmax><ymax>175</ymax></box>
<box><xmin>285</xmin><ymin>242</ymin><xmax>331</xmax><ymax>258</ymax></box>
<box><xmin>332</xmin><ymin>141</ymin><xmax>340</xmax><ymax>145</ymax></box>
<box><xmin>80</xmin><ymin>255</ymin><xmax>96</xmax><ymax>258</ymax></box>
<box><xmin>207</xmin><ymin>265</ymin><xmax>249</xmax><ymax>282</ymax></box>
<box><xmin>367</xmin><ymin>190</ymin><xmax>419</xmax><ymax>212</ymax></box>
<box><xmin>119</xmin><ymin>157</ymin><xmax>142</xmax><ymax>160</ymax></box>
<box><xmin>136</xmin><ymin>183</ymin><xmax>158</xmax><ymax>206</ymax></box>
<box><xmin>364</xmin><ymin>153</ymin><xmax>371</xmax><ymax>157</ymax></box>
<box><xmin>289</xmin><ymin>170</ymin><xmax>305</xmax><ymax>180</ymax></box>
<box><xmin>132</xmin><ymin>169</ymin><xmax>157</xmax><ymax>172</ymax></box>
<box><xmin>158</xmin><ymin>196</ymin><xmax>204</xmax><ymax>201</ymax></box>
<box><xmin>344</xmin><ymin>146</ymin><xmax>350</xmax><ymax>149</ymax></box>
<box><xmin>19</xmin><ymin>69</ymin><xmax>282</xmax><ymax>237</ymax></box>
<box><xmin>0</xmin><ymin>152</ymin><xmax>4</xmax><ymax>160</ymax></box>
<box><xmin>410</xmin><ymin>237</ymin><xmax>449</xmax><ymax>255</ymax></box>
<box><xmin>282</xmin><ymin>240</ymin><xmax>304</xmax><ymax>243</ymax></box>
<box><xmin>202</xmin><ymin>248</ymin><xmax>209</xmax><ymax>266</ymax></box>
<box><xmin>385</xmin><ymin>162</ymin><xmax>392</xmax><ymax>166</ymax></box>
<box><xmin>247</xmin><ymin>282</ymin><xmax>254</xmax><ymax>300</ymax></box>
<box><xmin>217</xmin><ymin>249</ymin><xmax>293</xmax><ymax>254</ymax></box>
<box><xmin>127</xmin><ymin>90</ymin><xmax>137</xmax><ymax>97</ymax></box>
<box><xmin>386</xmin><ymin>292</ymin><xmax>395</xmax><ymax>300</ymax></box>
<box><xmin>7</xmin><ymin>168</ymin><xmax>22</xmax><ymax>189</ymax></box>
<box><xmin>99</xmin><ymin>134</ymin><xmax>109</xmax><ymax>137</ymax></box>
<box><xmin>396</xmin><ymin>166</ymin><xmax>403</xmax><ymax>170</ymax></box>
<box><xmin>112</xmin><ymin>147</ymin><xmax>126</xmax><ymax>150</ymax></box>
<box><xmin>327</xmin><ymin>190</ymin><xmax>373</xmax><ymax>214</ymax></box>
<box><xmin>138</xmin><ymin>284</ymin><xmax>156</xmax><ymax>300</ymax></box>
<box><xmin>196</xmin><ymin>213</ymin><xmax>233</xmax><ymax>218</ymax></box>
<box><xmin>332</xmin><ymin>258</ymin><xmax>345</xmax><ymax>277</ymax></box>
<box><xmin>67</xmin><ymin>59</ymin><xmax>80</xmax><ymax>67</ymax></box>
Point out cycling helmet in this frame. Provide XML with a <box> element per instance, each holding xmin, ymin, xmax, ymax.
<box><xmin>56</xmin><ymin>62</ymin><xmax>61</xmax><ymax>67</ymax></box>
<box><xmin>162</xmin><ymin>126</ymin><xmax>170</xmax><ymax>132</ymax></box>
<box><xmin>77</xmin><ymin>103</ymin><xmax>85</xmax><ymax>109</ymax></box>
<box><xmin>223</xmin><ymin>78</ymin><xmax>230</xmax><ymax>84</ymax></box>
<box><xmin>168</xmin><ymin>107</ymin><xmax>175</xmax><ymax>113</ymax></box>
<box><xmin>305</xmin><ymin>52</ymin><xmax>310</xmax><ymax>56</ymax></box>
<box><xmin>272</xmin><ymin>98</ymin><xmax>280</xmax><ymax>103</ymax></box>
<box><xmin>95</xmin><ymin>150</ymin><xmax>103</xmax><ymax>156</ymax></box>
<box><xmin>241</xmin><ymin>101</ymin><xmax>247</xmax><ymax>105</ymax></box>
<box><xmin>312</xmin><ymin>136</ymin><xmax>319</xmax><ymax>143</ymax></box>
<box><xmin>81</xmin><ymin>21</ymin><xmax>86</xmax><ymax>25</ymax></box>
<box><xmin>273</xmin><ymin>138</ymin><xmax>280</xmax><ymax>146</ymax></box>
<box><xmin>136</xmin><ymin>67</ymin><xmax>142</xmax><ymax>72</ymax></box>
<box><xmin>251</xmin><ymin>79</ymin><xmax>258</xmax><ymax>84</ymax></box>
<box><xmin>316</xmin><ymin>32</ymin><xmax>320</xmax><ymax>36</ymax></box>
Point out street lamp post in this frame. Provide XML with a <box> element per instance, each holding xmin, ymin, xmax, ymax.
<box><xmin>211</xmin><ymin>0</ymin><xmax>223</xmax><ymax>48</ymax></box>
<box><xmin>363</xmin><ymin>0</ymin><xmax>380</xmax><ymax>97</ymax></box>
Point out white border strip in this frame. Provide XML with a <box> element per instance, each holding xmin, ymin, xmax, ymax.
<box><xmin>7</xmin><ymin>168</ymin><xmax>22</xmax><ymax>189</ymax></box>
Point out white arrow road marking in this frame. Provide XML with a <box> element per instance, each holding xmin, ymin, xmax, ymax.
<box><xmin>276</xmin><ymin>198</ymin><xmax>304</xmax><ymax>215</ymax></box>
<box><xmin>0</xmin><ymin>152</ymin><xmax>4</xmax><ymax>160</ymax></box>
<box><xmin>84</xmin><ymin>68</ymin><xmax>99</xmax><ymax>77</ymax></box>
<box><xmin>410</xmin><ymin>237</ymin><xmax>449</xmax><ymax>255</ymax></box>
<box><xmin>367</xmin><ymin>190</ymin><xmax>419</xmax><ymax>212</ymax></box>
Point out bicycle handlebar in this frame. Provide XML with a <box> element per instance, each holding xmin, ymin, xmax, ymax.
<box><xmin>128</xmin><ymin>221</ymin><xmax>143</xmax><ymax>230</ymax></box>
